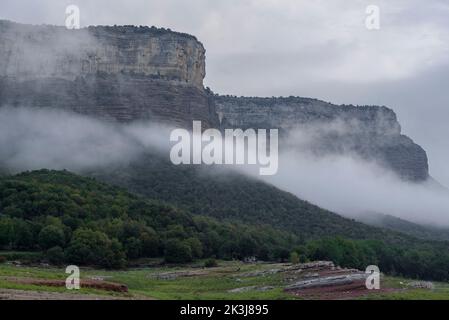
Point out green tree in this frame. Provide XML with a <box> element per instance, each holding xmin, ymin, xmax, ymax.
<box><xmin>140</xmin><ymin>231</ymin><xmax>160</xmax><ymax>257</ymax></box>
<box><xmin>185</xmin><ymin>237</ymin><xmax>203</xmax><ymax>259</ymax></box>
<box><xmin>290</xmin><ymin>251</ymin><xmax>299</xmax><ymax>264</ymax></box>
<box><xmin>124</xmin><ymin>237</ymin><xmax>142</xmax><ymax>259</ymax></box>
<box><xmin>65</xmin><ymin>229</ymin><xmax>125</xmax><ymax>268</ymax></box>
<box><xmin>38</xmin><ymin>225</ymin><xmax>65</xmax><ymax>250</ymax></box>
<box><xmin>164</xmin><ymin>239</ymin><xmax>192</xmax><ymax>263</ymax></box>
<box><xmin>0</xmin><ymin>217</ymin><xmax>13</xmax><ymax>248</ymax></box>
<box><xmin>46</xmin><ymin>246</ymin><xmax>65</xmax><ymax>265</ymax></box>
<box><xmin>12</xmin><ymin>220</ymin><xmax>34</xmax><ymax>249</ymax></box>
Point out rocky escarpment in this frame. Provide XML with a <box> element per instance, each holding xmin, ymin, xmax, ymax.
<box><xmin>0</xmin><ymin>20</ymin><xmax>218</xmax><ymax>128</ymax></box>
<box><xmin>0</xmin><ymin>20</ymin><xmax>430</xmax><ymax>181</ymax></box>
<box><xmin>214</xmin><ymin>96</ymin><xmax>429</xmax><ymax>181</ymax></box>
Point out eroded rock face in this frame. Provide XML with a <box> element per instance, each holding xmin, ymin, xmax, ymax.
<box><xmin>0</xmin><ymin>21</ymin><xmax>205</xmax><ymax>87</ymax></box>
<box><xmin>0</xmin><ymin>20</ymin><xmax>430</xmax><ymax>181</ymax></box>
<box><xmin>0</xmin><ymin>20</ymin><xmax>218</xmax><ymax>128</ymax></box>
<box><xmin>214</xmin><ymin>95</ymin><xmax>429</xmax><ymax>181</ymax></box>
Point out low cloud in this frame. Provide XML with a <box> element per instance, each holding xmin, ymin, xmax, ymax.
<box><xmin>0</xmin><ymin>107</ymin><xmax>171</xmax><ymax>172</ymax></box>
<box><xmin>1</xmin><ymin>107</ymin><xmax>448</xmax><ymax>227</ymax></box>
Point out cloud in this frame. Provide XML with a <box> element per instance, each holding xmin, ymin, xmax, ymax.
<box><xmin>225</xmin><ymin>121</ymin><xmax>449</xmax><ymax>227</ymax></box>
<box><xmin>1</xmin><ymin>106</ymin><xmax>448</xmax><ymax>227</ymax></box>
<box><xmin>2</xmin><ymin>0</ymin><xmax>448</xmax><ymax>86</ymax></box>
<box><xmin>262</xmin><ymin>149</ymin><xmax>449</xmax><ymax>227</ymax></box>
<box><xmin>0</xmin><ymin>107</ymin><xmax>171</xmax><ymax>172</ymax></box>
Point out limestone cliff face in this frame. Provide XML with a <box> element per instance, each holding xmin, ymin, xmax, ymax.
<box><xmin>0</xmin><ymin>20</ymin><xmax>429</xmax><ymax>181</ymax></box>
<box><xmin>214</xmin><ymin>96</ymin><xmax>429</xmax><ymax>181</ymax></box>
<box><xmin>0</xmin><ymin>21</ymin><xmax>205</xmax><ymax>87</ymax></box>
<box><xmin>0</xmin><ymin>20</ymin><xmax>218</xmax><ymax>128</ymax></box>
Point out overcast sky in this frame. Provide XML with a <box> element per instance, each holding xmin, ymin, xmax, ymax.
<box><xmin>1</xmin><ymin>0</ymin><xmax>449</xmax><ymax>186</ymax></box>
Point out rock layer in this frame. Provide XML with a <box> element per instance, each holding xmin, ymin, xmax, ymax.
<box><xmin>214</xmin><ymin>95</ymin><xmax>429</xmax><ymax>181</ymax></box>
<box><xmin>0</xmin><ymin>20</ymin><xmax>218</xmax><ymax>128</ymax></box>
<box><xmin>0</xmin><ymin>20</ymin><xmax>430</xmax><ymax>181</ymax></box>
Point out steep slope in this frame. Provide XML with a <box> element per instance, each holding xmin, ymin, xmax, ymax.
<box><xmin>86</xmin><ymin>152</ymin><xmax>417</xmax><ymax>243</ymax></box>
<box><xmin>358</xmin><ymin>213</ymin><xmax>449</xmax><ymax>241</ymax></box>
<box><xmin>84</xmin><ymin>156</ymin><xmax>449</xmax><ymax>281</ymax></box>
<box><xmin>0</xmin><ymin>169</ymin><xmax>297</xmax><ymax>266</ymax></box>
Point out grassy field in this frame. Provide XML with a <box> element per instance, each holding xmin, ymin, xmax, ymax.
<box><xmin>1</xmin><ymin>259</ymin><xmax>448</xmax><ymax>300</ymax></box>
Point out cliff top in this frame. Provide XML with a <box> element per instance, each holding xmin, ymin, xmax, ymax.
<box><xmin>213</xmin><ymin>94</ymin><xmax>397</xmax><ymax>118</ymax></box>
<box><xmin>0</xmin><ymin>19</ymin><xmax>201</xmax><ymax>43</ymax></box>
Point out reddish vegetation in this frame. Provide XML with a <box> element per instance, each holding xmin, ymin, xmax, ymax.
<box><xmin>6</xmin><ymin>277</ymin><xmax>128</xmax><ymax>293</ymax></box>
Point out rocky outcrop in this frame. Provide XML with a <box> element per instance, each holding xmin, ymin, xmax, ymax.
<box><xmin>282</xmin><ymin>261</ymin><xmax>375</xmax><ymax>299</ymax></box>
<box><xmin>0</xmin><ymin>20</ymin><xmax>218</xmax><ymax>128</ymax></box>
<box><xmin>0</xmin><ymin>21</ymin><xmax>205</xmax><ymax>87</ymax></box>
<box><xmin>214</xmin><ymin>95</ymin><xmax>429</xmax><ymax>181</ymax></box>
<box><xmin>0</xmin><ymin>20</ymin><xmax>430</xmax><ymax>181</ymax></box>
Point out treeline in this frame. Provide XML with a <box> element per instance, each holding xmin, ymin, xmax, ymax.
<box><xmin>293</xmin><ymin>237</ymin><xmax>449</xmax><ymax>281</ymax></box>
<box><xmin>0</xmin><ymin>170</ymin><xmax>296</xmax><ymax>268</ymax></box>
<box><xmin>2</xmin><ymin>170</ymin><xmax>449</xmax><ymax>282</ymax></box>
<box><xmin>91</xmin><ymin>155</ymin><xmax>449</xmax><ymax>282</ymax></box>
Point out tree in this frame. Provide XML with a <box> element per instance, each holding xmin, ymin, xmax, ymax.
<box><xmin>12</xmin><ymin>220</ymin><xmax>34</xmax><ymax>249</ymax></box>
<box><xmin>65</xmin><ymin>229</ymin><xmax>125</xmax><ymax>268</ymax></box>
<box><xmin>38</xmin><ymin>225</ymin><xmax>65</xmax><ymax>250</ymax></box>
<box><xmin>290</xmin><ymin>251</ymin><xmax>299</xmax><ymax>265</ymax></box>
<box><xmin>185</xmin><ymin>237</ymin><xmax>203</xmax><ymax>259</ymax></box>
<box><xmin>46</xmin><ymin>246</ymin><xmax>65</xmax><ymax>265</ymax></box>
<box><xmin>140</xmin><ymin>231</ymin><xmax>160</xmax><ymax>257</ymax></box>
<box><xmin>0</xmin><ymin>217</ymin><xmax>13</xmax><ymax>248</ymax></box>
<box><xmin>124</xmin><ymin>237</ymin><xmax>142</xmax><ymax>259</ymax></box>
<box><xmin>164</xmin><ymin>239</ymin><xmax>192</xmax><ymax>263</ymax></box>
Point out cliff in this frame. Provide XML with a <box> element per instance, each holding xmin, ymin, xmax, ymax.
<box><xmin>0</xmin><ymin>20</ymin><xmax>218</xmax><ymax>128</ymax></box>
<box><xmin>214</xmin><ymin>96</ymin><xmax>429</xmax><ymax>181</ymax></box>
<box><xmin>0</xmin><ymin>20</ymin><xmax>429</xmax><ymax>181</ymax></box>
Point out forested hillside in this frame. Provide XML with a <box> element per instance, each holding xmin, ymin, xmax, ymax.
<box><xmin>89</xmin><ymin>152</ymin><xmax>412</xmax><ymax>242</ymax></box>
<box><xmin>2</xmin><ymin>169</ymin><xmax>449</xmax><ymax>281</ymax></box>
<box><xmin>0</xmin><ymin>170</ymin><xmax>297</xmax><ymax>267</ymax></box>
<box><xmin>87</xmin><ymin>153</ymin><xmax>449</xmax><ymax>281</ymax></box>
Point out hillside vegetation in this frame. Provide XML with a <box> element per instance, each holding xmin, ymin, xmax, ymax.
<box><xmin>88</xmin><ymin>153</ymin><xmax>449</xmax><ymax>281</ymax></box>
<box><xmin>0</xmin><ymin>170</ymin><xmax>297</xmax><ymax>267</ymax></box>
<box><xmin>1</xmin><ymin>168</ymin><xmax>449</xmax><ymax>281</ymax></box>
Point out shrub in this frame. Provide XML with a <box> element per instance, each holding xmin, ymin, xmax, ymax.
<box><xmin>204</xmin><ymin>258</ymin><xmax>218</xmax><ymax>268</ymax></box>
<box><xmin>46</xmin><ymin>246</ymin><xmax>65</xmax><ymax>265</ymax></box>
<box><xmin>290</xmin><ymin>251</ymin><xmax>299</xmax><ymax>265</ymax></box>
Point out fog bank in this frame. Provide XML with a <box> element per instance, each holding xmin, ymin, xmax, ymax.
<box><xmin>1</xmin><ymin>107</ymin><xmax>448</xmax><ymax>227</ymax></box>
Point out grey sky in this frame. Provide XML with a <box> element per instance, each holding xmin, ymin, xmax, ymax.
<box><xmin>1</xmin><ymin>0</ymin><xmax>449</xmax><ymax>185</ymax></box>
